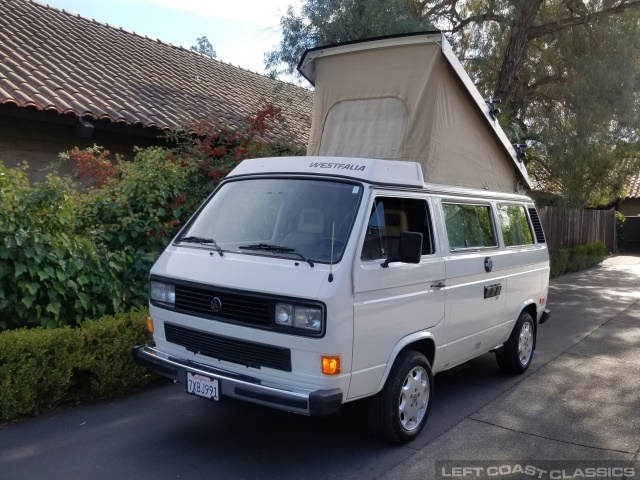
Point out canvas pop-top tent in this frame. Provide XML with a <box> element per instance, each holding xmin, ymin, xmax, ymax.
<box><xmin>297</xmin><ymin>32</ymin><xmax>532</xmax><ymax>193</ymax></box>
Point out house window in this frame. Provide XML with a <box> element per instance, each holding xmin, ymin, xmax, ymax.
<box><xmin>442</xmin><ymin>203</ymin><xmax>496</xmax><ymax>250</ymax></box>
<box><xmin>498</xmin><ymin>205</ymin><xmax>534</xmax><ymax>247</ymax></box>
<box><xmin>361</xmin><ymin>197</ymin><xmax>434</xmax><ymax>261</ymax></box>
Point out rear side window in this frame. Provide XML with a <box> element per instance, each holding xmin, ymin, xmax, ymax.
<box><xmin>361</xmin><ymin>197</ymin><xmax>434</xmax><ymax>261</ymax></box>
<box><xmin>442</xmin><ymin>203</ymin><xmax>496</xmax><ymax>250</ymax></box>
<box><xmin>498</xmin><ymin>205</ymin><xmax>534</xmax><ymax>247</ymax></box>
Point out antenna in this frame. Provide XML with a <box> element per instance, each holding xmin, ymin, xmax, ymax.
<box><xmin>328</xmin><ymin>222</ymin><xmax>335</xmax><ymax>283</ymax></box>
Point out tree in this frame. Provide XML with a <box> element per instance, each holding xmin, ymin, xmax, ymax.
<box><xmin>266</xmin><ymin>0</ymin><xmax>640</xmax><ymax>207</ymax></box>
<box><xmin>264</xmin><ymin>0</ymin><xmax>433</xmax><ymax>79</ymax></box>
<box><xmin>191</xmin><ymin>36</ymin><xmax>217</xmax><ymax>58</ymax></box>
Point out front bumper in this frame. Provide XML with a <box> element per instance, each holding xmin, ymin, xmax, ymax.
<box><xmin>132</xmin><ymin>344</ymin><xmax>343</xmax><ymax>417</ymax></box>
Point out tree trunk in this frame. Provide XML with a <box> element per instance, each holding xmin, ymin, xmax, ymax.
<box><xmin>494</xmin><ymin>0</ymin><xmax>544</xmax><ymax>114</ymax></box>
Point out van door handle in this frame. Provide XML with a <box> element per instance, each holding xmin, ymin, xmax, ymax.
<box><xmin>431</xmin><ymin>281</ymin><xmax>446</xmax><ymax>289</ymax></box>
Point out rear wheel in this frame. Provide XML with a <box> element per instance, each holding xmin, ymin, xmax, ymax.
<box><xmin>496</xmin><ymin>311</ymin><xmax>535</xmax><ymax>373</ymax></box>
<box><xmin>366</xmin><ymin>350</ymin><xmax>433</xmax><ymax>443</ymax></box>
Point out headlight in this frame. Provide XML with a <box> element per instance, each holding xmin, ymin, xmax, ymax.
<box><xmin>293</xmin><ymin>307</ymin><xmax>322</xmax><ymax>331</ymax></box>
<box><xmin>275</xmin><ymin>303</ymin><xmax>293</xmax><ymax>326</ymax></box>
<box><xmin>275</xmin><ymin>303</ymin><xmax>322</xmax><ymax>333</ymax></box>
<box><xmin>150</xmin><ymin>282</ymin><xmax>175</xmax><ymax>305</ymax></box>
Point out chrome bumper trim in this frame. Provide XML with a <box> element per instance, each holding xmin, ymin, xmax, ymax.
<box><xmin>132</xmin><ymin>344</ymin><xmax>342</xmax><ymax>416</ymax></box>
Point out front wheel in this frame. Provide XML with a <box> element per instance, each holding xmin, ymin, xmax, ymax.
<box><xmin>366</xmin><ymin>350</ymin><xmax>434</xmax><ymax>443</ymax></box>
<box><xmin>496</xmin><ymin>311</ymin><xmax>535</xmax><ymax>374</ymax></box>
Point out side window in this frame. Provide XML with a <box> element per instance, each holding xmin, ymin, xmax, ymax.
<box><xmin>442</xmin><ymin>203</ymin><xmax>496</xmax><ymax>250</ymax></box>
<box><xmin>361</xmin><ymin>197</ymin><xmax>434</xmax><ymax>261</ymax></box>
<box><xmin>498</xmin><ymin>204</ymin><xmax>534</xmax><ymax>247</ymax></box>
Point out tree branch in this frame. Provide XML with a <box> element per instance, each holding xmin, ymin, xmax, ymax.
<box><xmin>527</xmin><ymin>73</ymin><xmax>567</xmax><ymax>90</ymax></box>
<box><xmin>531</xmin><ymin>1</ymin><xmax>640</xmax><ymax>38</ymax></box>
<box><xmin>443</xmin><ymin>13</ymin><xmax>512</xmax><ymax>33</ymax></box>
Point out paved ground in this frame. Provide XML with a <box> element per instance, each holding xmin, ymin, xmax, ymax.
<box><xmin>1</xmin><ymin>256</ymin><xmax>639</xmax><ymax>480</ymax></box>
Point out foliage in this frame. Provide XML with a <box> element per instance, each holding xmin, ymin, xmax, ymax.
<box><xmin>0</xmin><ymin>102</ymin><xmax>304</xmax><ymax>331</ymax></box>
<box><xmin>550</xmin><ymin>241</ymin><xmax>606</xmax><ymax>277</ymax></box>
<box><xmin>266</xmin><ymin>1</ymin><xmax>640</xmax><ymax>207</ymax></box>
<box><xmin>0</xmin><ymin>165</ymin><xmax>134</xmax><ymax>330</ymax></box>
<box><xmin>264</xmin><ymin>0</ymin><xmax>433</xmax><ymax>79</ymax></box>
<box><xmin>616</xmin><ymin>210</ymin><xmax>629</xmax><ymax>251</ymax></box>
<box><xmin>0</xmin><ymin>309</ymin><xmax>156</xmax><ymax>423</ymax></box>
<box><xmin>190</xmin><ymin>36</ymin><xmax>217</xmax><ymax>58</ymax></box>
<box><xmin>166</xmin><ymin>102</ymin><xmax>306</xmax><ymax>204</ymax></box>
<box><xmin>66</xmin><ymin>145</ymin><xmax>118</xmax><ymax>187</ymax></box>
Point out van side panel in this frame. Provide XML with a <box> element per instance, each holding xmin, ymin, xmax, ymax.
<box><xmin>499</xmin><ymin>250</ymin><xmax>548</xmax><ymax>338</ymax></box>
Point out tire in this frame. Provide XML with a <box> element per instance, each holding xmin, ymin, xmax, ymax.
<box><xmin>496</xmin><ymin>311</ymin><xmax>535</xmax><ymax>374</ymax></box>
<box><xmin>366</xmin><ymin>350</ymin><xmax>434</xmax><ymax>443</ymax></box>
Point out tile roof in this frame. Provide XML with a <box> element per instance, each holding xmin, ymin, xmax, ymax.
<box><xmin>627</xmin><ymin>173</ymin><xmax>640</xmax><ymax>199</ymax></box>
<box><xmin>0</xmin><ymin>0</ymin><xmax>313</xmax><ymax>142</ymax></box>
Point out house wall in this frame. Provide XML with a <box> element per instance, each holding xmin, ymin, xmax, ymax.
<box><xmin>0</xmin><ymin>114</ymin><xmax>165</xmax><ymax>183</ymax></box>
<box><xmin>618</xmin><ymin>198</ymin><xmax>640</xmax><ymax>217</ymax></box>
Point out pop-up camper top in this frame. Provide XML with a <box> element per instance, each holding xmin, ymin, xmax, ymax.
<box><xmin>298</xmin><ymin>32</ymin><xmax>531</xmax><ymax>193</ymax></box>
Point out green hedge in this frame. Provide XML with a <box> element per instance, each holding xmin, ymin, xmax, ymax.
<box><xmin>550</xmin><ymin>241</ymin><xmax>606</xmax><ymax>277</ymax></box>
<box><xmin>0</xmin><ymin>308</ymin><xmax>157</xmax><ymax>423</ymax></box>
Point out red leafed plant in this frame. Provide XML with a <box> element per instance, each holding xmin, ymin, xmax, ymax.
<box><xmin>180</xmin><ymin>101</ymin><xmax>294</xmax><ymax>184</ymax></box>
<box><xmin>67</xmin><ymin>145</ymin><xmax>118</xmax><ymax>187</ymax></box>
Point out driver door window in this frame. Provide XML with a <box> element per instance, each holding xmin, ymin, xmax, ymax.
<box><xmin>361</xmin><ymin>197</ymin><xmax>434</xmax><ymax>261</ymax></box>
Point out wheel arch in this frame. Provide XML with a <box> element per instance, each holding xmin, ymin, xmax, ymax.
<box><xmin>519</xmin><ymin>301</ymin><xmax>538</xmax><ymax>349</ymax></box>
<box><xmin>375</xmin><ymin>332</ymin><xmax>436</xmax><ymax>393</ymax></box>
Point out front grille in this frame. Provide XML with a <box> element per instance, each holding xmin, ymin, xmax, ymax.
<box><xmin>164</xmin><ymin>323</ymin><xmax>292</xmax><ymax>372</ymax></box>
<box><xmin>174</xmin><ymin>284</ymin><xmax>270</xmax><ymax>326</ymax></box>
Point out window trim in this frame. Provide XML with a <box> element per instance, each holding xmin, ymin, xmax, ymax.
<box><xmin>497</xmin><ymin>203</ymin><xmax>536</xmax><ymax>249</ymax></box>
<box><xmin>441</xmin><ymin>201</ymin><xmax>499</xmax><ymax>253</ymax></box>
<box><xmin>360</xmin><ymin>195</ymin><xmax>436</xmax><ymax>262</ymax></box>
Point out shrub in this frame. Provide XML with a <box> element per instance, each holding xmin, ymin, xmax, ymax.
<box><xmin>550</xmin><ymin>248</ymin><xmax>569</xmax><ymax>277</ymax></box>
<box><xmin>0</xmin><ymin>309</ymin><xmax>156</xmax><ymax>422</ymax></box>
<box><xmin>549</xmin><ymin>241</ymin><xmax>606</xmax><ymax>277</ymax></box>
<box><xmin>0</xmin><ymin>166</ymin><xmax>136</xmax><ymax>329</ymax></box>
<box><xmin>1</xmin><ymin>102</ymin><xmax>305</xmax><ymax>331</ymax></box>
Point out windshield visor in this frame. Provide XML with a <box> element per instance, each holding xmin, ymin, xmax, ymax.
<box><xmin>180</xmin><ymin>178</ymin><xmax>363</xmax><ymax>263</ymax></box>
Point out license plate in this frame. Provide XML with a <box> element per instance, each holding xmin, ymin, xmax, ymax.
<box><xmin>186</xmin><ymin>372</ymin><xmax>219</xmax><ymax>400</ymax></box>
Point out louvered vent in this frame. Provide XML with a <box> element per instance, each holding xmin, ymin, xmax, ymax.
<box><xmin>528</xmin><ymin>207</ymin><xmax>546</xmax><ymax>243</ymax></box>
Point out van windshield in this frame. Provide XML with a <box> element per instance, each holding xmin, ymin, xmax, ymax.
<box><xmin>179</xmin><ymin>178</ymin><xmax>363</xmax><ymax>264</ymax></box>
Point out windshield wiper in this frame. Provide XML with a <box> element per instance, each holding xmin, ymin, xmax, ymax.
<box><xmin>238</xmin><ymin>244</ymin><xmax>314</xmax><ymax>267</ymax></box>
<box><xmin>180</xmin><ymin>236</ymin><xmax>224</xmax><ymax>257</ymax></box>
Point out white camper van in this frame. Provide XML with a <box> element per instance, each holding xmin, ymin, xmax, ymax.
<box><xmin>133</xmin><ymin>33</ymin><xmax>551</xmax><ymax>443</ymax></box>
<box><xmin>133</xmin><ymin>157</ymin><xmax>551</xmax><ymax>442</ymax></box>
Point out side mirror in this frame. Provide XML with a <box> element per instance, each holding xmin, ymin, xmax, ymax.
<box><xmin>381</xmin><ymin>232</ymin><xmax>423</xmax><ymax>268</ymax></box>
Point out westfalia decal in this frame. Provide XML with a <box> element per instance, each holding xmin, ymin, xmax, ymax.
<box><xmin>308</xmin><ymin>162</ymin><xmax>366</xmax><ymax>171</ymax></box>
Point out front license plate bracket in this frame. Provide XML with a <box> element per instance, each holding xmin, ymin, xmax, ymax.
<box><xmin>186</xmin><ymin>371</ymin><xmax>219</xmax><ymax>401</ymax></box>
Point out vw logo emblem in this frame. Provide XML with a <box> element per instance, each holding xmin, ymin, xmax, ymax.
<box><xmin>211</xmin><ymin>297</ymin><xmax>223</xmax><ymax>313</ymax></box>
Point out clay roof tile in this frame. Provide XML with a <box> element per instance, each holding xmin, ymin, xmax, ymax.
<box><xmin>0</xmin><ymin>0</ymin><xmax>312</xmax><ymax>143</ymax></box>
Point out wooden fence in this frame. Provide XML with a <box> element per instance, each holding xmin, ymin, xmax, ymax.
<box><xmin>537</xmin><ymin>207</ymin><xmax>616</xmax><ymax>253</ymax></box>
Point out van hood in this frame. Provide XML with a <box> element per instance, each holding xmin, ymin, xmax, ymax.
<box><xmin>151</xmin><ymin>246</ymin><xmax>330</xmax><ymax>299</ymax></box>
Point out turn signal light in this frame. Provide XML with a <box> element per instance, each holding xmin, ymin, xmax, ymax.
<box><xmin>146</xmin><ymin>316</ymin><xmax>154</xmax><ymax>333</ymax></box>
<box><xmin>321</xmin><ymin>355</ymin><xmax>341</xmax><ymax>375</ymax></box>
